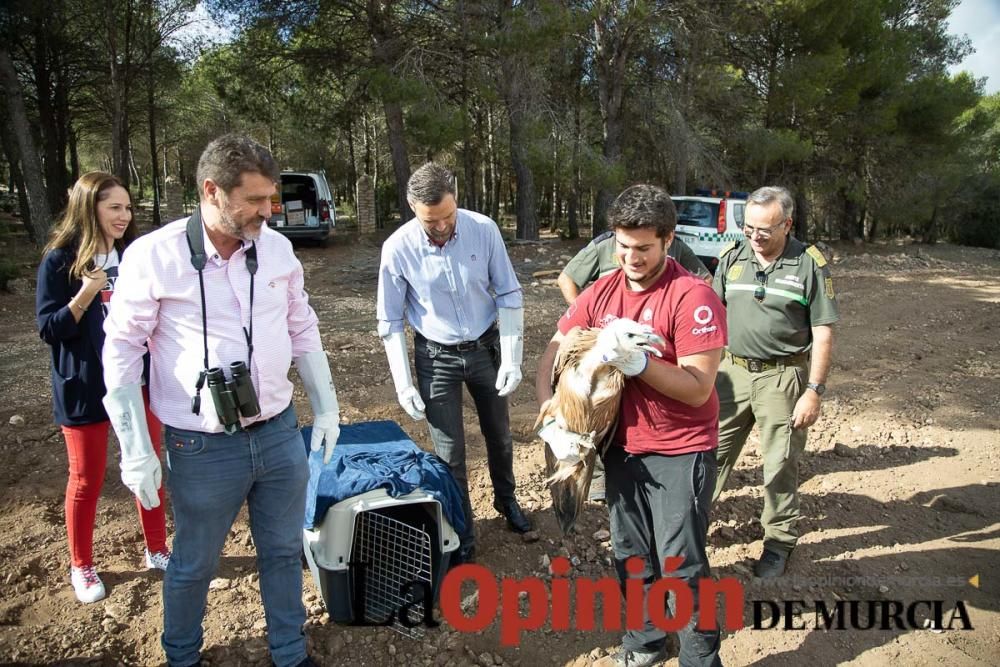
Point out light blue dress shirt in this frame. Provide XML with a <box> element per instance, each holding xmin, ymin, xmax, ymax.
<box><xmin>377</xmin><ymin>209</ymin><xmax>523</xmax><ymax>344</ymax></box>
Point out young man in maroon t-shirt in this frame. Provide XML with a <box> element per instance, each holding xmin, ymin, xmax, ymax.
<box><xmin>536</xmin><ymin>185</ymin><xmax>726</xmax><ymax>667</ymax></box>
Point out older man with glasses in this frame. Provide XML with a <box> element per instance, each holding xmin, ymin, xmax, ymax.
<box><xmin>710</xmin><ymin>186</ymin><xmax>839</xmax><ymax>578</ymax></box>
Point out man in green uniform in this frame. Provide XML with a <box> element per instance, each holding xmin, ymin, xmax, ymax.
<box><xmin>712</xmin><ymin>185</ymin><xmax>838</xmax><ymax>578</ymax></box>
<box><xmin>558</xmin><ymin>231</ymin><xmax>711</xmax><ymax>305</ymax></box>
<box><xmin>556</xmin><ymin>232</ymin><xmax>712</xmax><ymax>503</ymax></box>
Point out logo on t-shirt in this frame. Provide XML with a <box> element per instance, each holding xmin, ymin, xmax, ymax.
<box><xmin>99</xmin><ymin>267</ymin><xmax>119</xmax><ymax>319</ymax></box>
<box><xmin>641</xmin><ymin>307</ymin><xmax>654</xmax><ymax>324</ymax></box>
<box><xmin>691</xmin><ymin>305</ymin><xmax>717</xmax><ymax>335</ymax></box>
<box><xmin>598</xmin><ymin>313</ymin><xmax>618</xmax><ymax>328</ymax></box>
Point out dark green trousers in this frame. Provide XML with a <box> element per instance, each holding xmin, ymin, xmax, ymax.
<box><xmin>714</xmin><ymin>354</ymin><xmax>808</xmax><ymax>555</ymax></box>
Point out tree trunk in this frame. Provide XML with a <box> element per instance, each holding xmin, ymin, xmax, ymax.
<box><xmin>566</xmin><ymin>49</ymin><xmax>583</xmax><ymax>241</ymax></box>
<box><xmin>110</xmin><ymin>63</ymin><xmax>130</xmax><ymax>185</ymax></box>
<box><xmin>551</xmin><ymin>145</ymin><xmax>562</xmax><ymax>234</ymax></box>
<box><xmin>866</xmin><ymin>208</ymin><xmax>879</xmax><ymax>242</ymax></box>
<box><xmin>128</xmin><ymin>140</ymin><xmax>142</xmax><ymax>197</ymax></box>
<box><xmin>507</xmin><ymin>111</ymin><xmax>538</xmax><ymax>241</ymax></box>
<box><xmin>596</xmin><ymin>101</ymin><xmax>625</xmax><ymax>229</ymax></box>
<box><xmin>110</xmin><ymin>73</ymin><xmax>128</xmax><ymax>183</ymax></box>
<box><xmin>592</xmin><ymin>10</ymin><xmax>630</xmax><ymax>236</ymax></box>
<box><xmin>362</xmin><ymin>111</ymin><xmax>372</xmax><ymax>176</ymax></box>
<box><xmin>483</xmin><ymin>108</ymin><xmax>495</xmax><ymax>219</ymax></box>
<box><xmin>53</xmin><ymin>37</ymin><xmax>71</xmax><ymax>210</ymax></box>
<box><xmin>68</xmin><ymin>123</ymin><xmax>79</xmax><ymax>182</ymax></box>
<box><xmin>499</xmin><ymin>28</ymin><xmax>539</xmax><ymax>241</ymax></box>
<box><xmin>108</xmin><ymin>0</ymin><xmax>134</xmax><ymax>186</ymax></box>
<box><xmin>837</xmin><ymin>187</ymin><xmax>856</xmax><ymax>240</ymax></box>
<box><xmin>346</xmin><ymin>116</ymin><xmax>358</xmax><ymax>214</ymax></box>
<box><xmin>793</xmin><ymin>188</ymin><xmax>808</xmax><ymax>240</ymax></box>
<box><xmin>148</xmin><ymin>70</ymin><xmax>161</xmax><ymax>226</ymax></box>
<box><xmin>12</xmin><ymin>164</ymin><xmax>32</xmax><ymax>237</ymax></box>
<box><xmin>176</xmin><ymin>146</ymin><xmax>187</xmax><ymax>210</ymax></box>
<box><xmin>672</xmin><ymin>120</ymin><xmax>688</xmax><ymax>195</ymax></box>
<box><xmin>462</xmin><ymin>134</ymin><xmax>477</xmax><ymax>212</ymax></box>
<box><xmin>32</xmin><ymin>16</ymin><xmax>68</xmax><ymax>217</ymax></box>
<box><xmin>0</xmin><ymin>121</ymin><xmax>35</xmax><ymax>241</ymax></box>
<box><xmin>488</xmin><ymin>107</ymin><xmax>501</xmax><ymax>221</ymax></box>
<box><xmin>0</xmin><ymin>47</ymin><xmax>52</xmax><ymax>243</ymax></box>
<box><xmin>383</xmin><ymin>100</ymin><xmax>412</xmax><ymax>222</ymax></box>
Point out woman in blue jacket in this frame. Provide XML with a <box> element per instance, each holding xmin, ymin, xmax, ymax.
<box><xmin>36</xmin><ymin>172</ymin><xmax>170</xmax><ymax>604</ymax></box>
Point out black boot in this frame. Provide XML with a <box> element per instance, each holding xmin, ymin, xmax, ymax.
<box><xmin>492</xmin><ymin>498</ymin><xmax>533</xmax><ymax>534</ymax></box>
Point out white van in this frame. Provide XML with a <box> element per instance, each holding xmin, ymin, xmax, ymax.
<box><xmin>671</xmin><ymin>190</ymin><xmax>748</xmax><ymax>274</ymax></box>
<box><xmin>269</xmin><ymin>171</ymin><xmax>336</xmax><ymax>242</ymax></box>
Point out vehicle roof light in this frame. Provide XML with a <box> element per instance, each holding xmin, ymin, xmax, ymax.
<box><xmin>694</xmin><ymin>188</ymin><xmax>748</xmax><ymax>200</ymax></box>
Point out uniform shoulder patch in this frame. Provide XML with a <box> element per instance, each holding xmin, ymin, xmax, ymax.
<box><xmin>806</xmin><ymin>245</ymin><xmax>828</xmax><ymax>267</ymax></box>
<box><xmin>591</xmin><ymin>230</ymin><xmax>615</xmax><ymax>246</ymax></box>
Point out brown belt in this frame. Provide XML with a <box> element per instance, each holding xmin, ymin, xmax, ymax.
<box><xmin>727</xmin><ymin>351</ymin><xmax>808</xmax><ymax>373</ymax></box>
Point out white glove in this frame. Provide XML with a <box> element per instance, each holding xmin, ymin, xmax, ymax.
<box><xmin>495</xmin><ymin>307</ymin><xmax>524</xmax><ymax>397</ymax></box>
<box><xmin>103</xmin><ymin>384</ymin><xmax>161</xmax><ymax>510</ymax></box>
<box><xmin>397</xmin><ymin>385</ymin><xmax>426</xmax><ymax>421</ymax></box>
<box><xmin>382</xmin><ymin>331</ymin><xmax>426</xmax><ymax>421</ymax></box>
<box><xmin>295</xmin><ymin>350</ymin><xmax>341</xmax><ymax>464</ymax></box>
<box><xmin>538</xmin><ymin>419</ymin><xmax>594</xmax><ymax>465</ymax></box>
<box><xmin>603</xmin><ymin>348</ymin><xmax>648</xmax><ymax>377</ymax></box>
<box><xmin>595</xmin><ymin>318</ymin><xmax>655</xmax><ymax>377</ymax></box>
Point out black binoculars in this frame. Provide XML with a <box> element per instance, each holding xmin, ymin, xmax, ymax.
<box><xmin>206</xmin><ymin>361</ymin><xmax>261</xmax><ymax>433</ymax></box>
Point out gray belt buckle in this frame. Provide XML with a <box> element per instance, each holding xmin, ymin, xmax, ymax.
<box><xmin>747</xmin><ymin>359</ymin><xmax>763</xmax><ymax>373</ymax></box>
<box><xmin>456</xmin><ymin>340</ymin><xmax>478</xmax><ymax>352</ymax></box>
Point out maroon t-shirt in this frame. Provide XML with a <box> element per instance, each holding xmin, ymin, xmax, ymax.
<box><xmin>558</xmin><ymin>258</ymin><xmax>727</xmax><ymax>456</ymax></box>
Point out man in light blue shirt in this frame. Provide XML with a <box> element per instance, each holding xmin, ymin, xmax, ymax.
<box><xmin>377</xmin><ymin>163</ymin><xmax>535</xmax><ymax>563</ymax></box>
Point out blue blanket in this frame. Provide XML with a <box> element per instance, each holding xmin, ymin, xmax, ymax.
<box><xmin>302</xmin><ymin>421</ymin><xmax>467</xmax><ymax>535</ymax></box>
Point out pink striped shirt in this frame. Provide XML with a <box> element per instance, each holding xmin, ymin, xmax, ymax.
<box><xmin>103</xmin><ymin>216</ymin><xmax>322</xmax><ymax>432</ymax></box>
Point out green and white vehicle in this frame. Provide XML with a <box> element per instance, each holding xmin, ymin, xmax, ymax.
<box><xmin>671</xmin><ymin>189</ymin><xmax>748</xmax><ymax>274</ymax></box>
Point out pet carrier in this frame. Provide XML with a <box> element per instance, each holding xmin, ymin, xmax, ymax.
<box><xmin>300</xmin><ymin>421</ymin><xmax>464</xmax><ymax>638</ymax></box>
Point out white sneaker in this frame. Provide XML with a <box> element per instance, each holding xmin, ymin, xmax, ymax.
<box><xmin>70</xmin><ymin>565</ymin><xmax>106</xmax><ymax>603</ymax></box>
<box><xmin>145</xmin><ymin>548</ymin><xmax>171</xmax><ymax>571</ymax></box>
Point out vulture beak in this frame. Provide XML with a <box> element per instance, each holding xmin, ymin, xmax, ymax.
<box><xmin>625</xmin><ymin>330</ymin><xmax>665</xmax><ymax>357</ymax></box>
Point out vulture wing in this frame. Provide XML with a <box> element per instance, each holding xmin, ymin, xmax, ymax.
<box><xmin>537</xmin><ymin>327</ymin><xmax>626</xmax><ymax>534</ymax></box>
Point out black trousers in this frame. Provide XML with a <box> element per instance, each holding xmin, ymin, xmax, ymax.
<box><xmin>414</xmin><ymin>331</ymin><xmax>515</xmax><ymax>552</ymax></box>
<box><xmin>604</xmin><ymin>446</ymin><xmax>723</xmax><ymax>667</ymax></box>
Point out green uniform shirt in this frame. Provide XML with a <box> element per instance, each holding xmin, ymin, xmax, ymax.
<box><xmin>713</xmin><ymin>237</ymin><xmax>839</xmax><ymax>359</ymax></box>
<box><xmin>562</xmin><ymin>231</ymin><xmax>712</xmax><ymax>288</ymax></box>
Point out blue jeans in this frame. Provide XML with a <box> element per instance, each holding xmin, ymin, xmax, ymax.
<box><xmin>414</xmin><ymin>330</ymin><xmax>516</xmax><ymax>552</ymax></box>
<box><xmin>161</xmin><ymin>404</ymin><xmax>309</xmax><ymax>667</ymax></box>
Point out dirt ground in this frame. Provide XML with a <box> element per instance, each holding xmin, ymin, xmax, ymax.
<box><xmin>0</xmin><ymin>228</ymin><xmax>998</xmax><ymax>667</ymax></box>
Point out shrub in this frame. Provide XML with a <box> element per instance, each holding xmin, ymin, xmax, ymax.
<box><xmin>0</xmin><ymin>259</ymin><xmax>19</xmax><ymax>292</ymax></box>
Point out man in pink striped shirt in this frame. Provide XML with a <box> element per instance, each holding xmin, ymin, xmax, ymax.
<box><xmin>102</xmin><ymin>135</ymin><xmax>338</xmax><ymax>667</ymax></box>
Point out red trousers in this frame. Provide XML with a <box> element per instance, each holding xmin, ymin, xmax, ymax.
<box><xmin>61</xmin><ymin>398</ymin><xmax>167</xmax><ymax>568</ymax></box>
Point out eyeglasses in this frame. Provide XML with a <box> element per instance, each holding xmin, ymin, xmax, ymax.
<box><xmin>743</xmin><ymin>220</ymin><xmax>787</xmax><ymax>239</ymax></box>
<box><xmin>754</xmin><ymin>270</ymin><xmax>767</xmax><ymax>302</ymax></box>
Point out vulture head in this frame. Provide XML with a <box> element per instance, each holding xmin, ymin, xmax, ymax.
<box><xmin>595</xmin><ymin>317</ymin><xmax>665</xmax><ymax>365</ymax></box>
